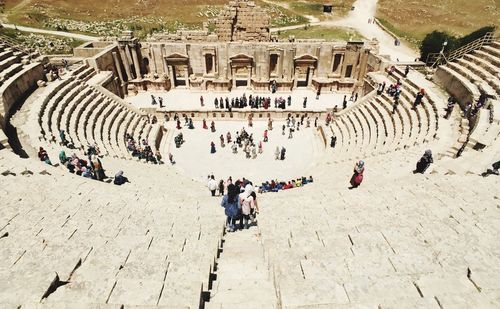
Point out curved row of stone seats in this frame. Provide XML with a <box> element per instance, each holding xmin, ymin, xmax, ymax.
<box><xmin>25</xmin><ymin>67</ymin><xmax>152</xmax><ymax>160</ymax></box>
<box><xmin>87</xmin><ymin>77</ymin><xmax>159</xmax><ymax>159</ymax></box>
<box><xmin>434</xmin><ymin>40</ymin><xmax>500</xmax><ymax>151</ymax></box>
<box><xmin>34</xmin><ymin>65</ymin><xmax>96</xmax><ymax>141</ymax></box>
<box><xmin>389</xmin><ymin>65</ymin><xmax>474</xmax><ymax>158</ymax></box>
<box><xmin>257</xmin><ymin>164</ymin><xmax>499</xmax><ymax>308</ymax></box>
<box><xmin>0</xmin><ymin>153</ymin><xmax>225</xmax><ymax>307</ymax></box>
<box><xmin>0</xmin><ymin>41</ymin><xmax>44</xmax><ymax>146</ymax></box>
<box><xmin>468</xmin><ymin>107</ymin><xmax>500</xmax><ymax>149</ymax></box>
<box><xmin>431</xmin><ymin>139</ymin><xmax>500</xmax><ymax>175</ymax></box>
<box><xmin>391</xmin><ymin>66</ymin><xmax>441</xmax><ymax>137</ymax></box>
<box><xmin>326</xmin><ymin>73</ymin><xmax>441</xmax><ymax>162</ymax></box>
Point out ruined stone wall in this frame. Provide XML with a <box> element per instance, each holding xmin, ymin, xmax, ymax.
<box><xmin>215</xmin><ymin>0</ymin><xmax>270</xmax><ymax>42</ymax></box>
<box><xmin>134</xmin><ymin>41</ymin><xmax>376</xmax><ymax>91</ymax></box>
<box><xmin>86</xmin><ymin>33</ymin><xmax>379</xmax><ymax>93</ymax></box>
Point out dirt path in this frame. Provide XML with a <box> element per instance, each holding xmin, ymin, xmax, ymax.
<box><xmin>271</xmin><ymin>0</ymin><xmax>418</xmax><ymax>62</ymax></box>
<box><xmin>1</xmin><ymin>23</ymin><xmax>98</xmax><ymax>41</ymax></box>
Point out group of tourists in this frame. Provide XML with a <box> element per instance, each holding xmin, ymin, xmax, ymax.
<box><xmin>55</xmin><ymin>148</ymin><xmax>128</xmax><ymax>185</ymax></box>
<box><xmin>151</xmin><ymin>94</ymin><xmax>165</xmax><ymax>108</ymax></box>
<box><xmin>205</xmin><ymin>94</ymin><xmax>293</xmax><ymax>110</ymax></box>
<box><xmin>274</xmin><ymin>146</ymin><xmax>287</xmax><ymax>160</ymax></box>
<box><xmin>258</xmin><ymin>176</ymin><xmax>314</xmax><ymax>193</ymax></box>
<box><xmin>176</xmin><ymin>114</ymin><xmax>195</xmax><ymax>130</ymax></box>
<box><xmin>380</xmin><ymin>78</ymin><xmax>427</xmax><ymax>114</ymax></box>
<box><xmin>125</xmin><ymin>133</ymin><xmax>162</xmax><ymax>164</ymax></box>
<box><xmin>210</xmin><ymin>126</ymin><xmax>266</xmax><ymax>159</ymax></box>
<box><xmin>463</xmin><ymin>90</ymin><xmax>495</xmax><ymax>120</ymax></box>
<box><xmin>220</xmin><ymin>178</ymin><xmax>259</xmax><ymax>232</ymax></box>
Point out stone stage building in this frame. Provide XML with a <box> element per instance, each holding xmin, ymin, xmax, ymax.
<box><xmin>72</xmin><ymin>0</ymin><xmax>382</xmax><ymax>98</ymax></box>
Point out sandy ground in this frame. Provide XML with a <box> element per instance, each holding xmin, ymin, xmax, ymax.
<box><xmin>166</xmin><ymin>119</ymin><xmax>321</xmax><ymax>184</ymax></box>
<box><xmin>125</xmin><ymin>88</ymin><xmax>355</xmax><ymax>112</ymax></box>
<box><xmin>271</xmin><ymin>0</ymin><xmax>418</xmax><ymax>62</ymax></box>
<box><xmin>326</xmin><ymin>0</ymin><xmax>418</xmax><ymax>62</ymax></box>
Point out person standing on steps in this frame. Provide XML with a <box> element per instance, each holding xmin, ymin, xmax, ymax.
<box><xmin>413</xmin><ymin>150</ymin><xmax>433</xmax><ymax>174</ymax></box>
<box><xmin>218</xmin><ymin>179</ymin><xmax>225</xmax><ymax>196</ymax></box>
<box><xmin>275</xmin><ymin>146</ymin><xmax>280</xmax><ymax>160</ymax></box>
<box><xmin>208</xmin><ymin>175</ymin><xmax>217</xmax><ymax>196</ymax></box>
<box><xmin>211</xmin><ymin>121</ymin><xmax>216</xmax><ymax>132</ymax></box>
<box><xmin>280</xmin><ymin>147</ymin><xmax>286</xmax><ymax>160</ymax></box>
<box><xmin>240</xmin><ymin>184</ymin><xmax>257</xmax><ymax>229</ymax></box>
<box><xmin>343</xmin><ymin>95</ymin><xmax>347</xmax><ymax>109</ymax></box>
<box><xmin>330</xmin><ymin>135</ymin><xmax>337</xmax><ymax>148</ymax></box>
<box><xmin>200</xmin><ymin>95</ymin><xmax>204</xmax><ymax>107</ymax></box>
<box><xmin>221</xmin><ymin>184</ymin><xmax>241</xmax><ymax>232</ymax></box>
<box><xmin>349</xmin><ymin>160</ymin><xmax>365</xmax><ymax>189</ymax></box>
<box><xmin>202</xmin><ymin>119</ymin><xmax>208</xmax><ymax>129</ymax></box>
<box><xmin>404</xmin><ymin>65</ymin><xmax>410</xmax><ymax>78</ymax></box>
<box><xmin>413</xmin><ymin>89</ymin><xmax>425</xmax><ymax>109</ymax></box>
<box><xmin>444</xmin><ymin>96</ymin><xmax>456</xmax><ymax>119</ymax></box>
<box><xmin>392</xmin><ymin>95</ymin><xmax>399</xmax><ymax>114</ymax></box>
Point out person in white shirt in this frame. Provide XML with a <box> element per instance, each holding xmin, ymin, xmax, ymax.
<box><xmin>208</xmin><ymin>175</ymin><xmax>217</xmax><ymax>196</ymax></box>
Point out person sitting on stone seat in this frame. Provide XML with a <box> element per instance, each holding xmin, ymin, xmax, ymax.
<box><xmin>413</xmin><ymin>150</ymin><xmax>433</xmax><ymax>174</ymax></box>
<box><xmin>481</xmin><ymin>160</ymin><xmax>500</xmax><ymax>177</ymax></box>
<box><xmin>59</xmin><ymin>150</ymin><xmax>68</xmax><ymax>165</ymax></box>
<box><xmin>114</xmin><ymin>170</ymin><xmax>129</xmax><ymax>185</ymax></box>
<box><xmin>38</xmin><ymin>147</ymin><xmax>51</xmax><ymax>165</ymax></box>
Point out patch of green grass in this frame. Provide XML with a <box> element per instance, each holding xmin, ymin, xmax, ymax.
<box><xmin>290</xmin><ymin>2</ymin><xmax>323</xmax><ymax>17</ymax></box>
<box><xmin>0</xmin><ymin>28</ymin><xmax>84</xmax><ymax>54</ymax></box>
<box><xmin>277</xmin><ymin>25</ymin><xmax>364</xmax><ymax>41</ymax></box>
<box><xmin>377</xmin><ymin>18</ymin><xmax>421</xmax><ymax>49</ymax></box>
<box><xmin>0</xmin><ymin>27</ymin><xmax>20</xmax><ymax>39</ymax></box>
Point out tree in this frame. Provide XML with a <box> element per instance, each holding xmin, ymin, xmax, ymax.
<box><xmin>419</xmin><ymin>31</ymin><xmax>455</xmax><ymax>62</ymax></box>
<box><xmin>420</xmin><ymin>26</ymin><xmax>496</xmax><ymax>63</ymax></box>
<box><xmin>458</xmin><ymin>26</ymin><xmax>496</xmax><ymax>46</ymax></box>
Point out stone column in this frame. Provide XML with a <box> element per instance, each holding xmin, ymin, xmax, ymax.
<box><xmin>232</xmin><ymin>67</ymin><xmax>236</xmax><ymax>88</ymax></box>
<box><xmin>121</xmin><ymin>46</ymin><xmax>132</xmax><ymax>80</ymax></box>
<box><xmin>357</xmin><ymin>50</ymin><xmax>369</xmax><ymax>82</ymax></box>
<box><xmin>161</xmin><ymin>46</ymin><xmax>168</xmax><ymax>75</ymax></box>
<box><xmin>339</xmin><ymin>54</ymin><xmax>346</xmax><ymax>78</ymax></box>
<box><xmin>184</xmin><ymin>66</ymin><xmax>190</xmax><ymax>88</ymax></box>
<box><xmin>307</xmin><ymin>67</ymin><xmax>314</xmax><ymax>87</ymax></box>
<box><xmin>150</xmin><ymin>47</ymin><xmax>157</xmax><ymax>74</ymax></box>
<box><xmin>131</xmin><ymin>45</ymin><xmax>142</xmax><ymax>79</ymax></box>
<box><xmin>293</xmin><ymin>70</ymin><xmax>298</xmax><ymax>89</ymax></box>
<box><xmin>168</xmin><ymin>65</ymin><xmax>175</xmax><ymax>87</ymax></box>
<box><xmin>247</xmin><ymin>65</ymin><xmax>252</xmax><ymax>88</ymax></box>
<box><xmin>112</xmin><ymin>51</ymin><xmax>125</xmax><ymax>88</ymax></box>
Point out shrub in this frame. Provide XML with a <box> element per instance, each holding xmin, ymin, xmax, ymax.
<box><xmin>458</xmin><ymin>25</ymin><xmax>496</xmax><ymax>46</ymax></box>
<box><xmin>420</xmin><ymin>26</ymin><xmax>496</xmax><ymax>62</ymax></box>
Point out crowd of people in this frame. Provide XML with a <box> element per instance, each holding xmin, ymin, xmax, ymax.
<box><xmin>207</xmin><ymin>93</ymin><xmax>294</xmax><ymax>110</ymax></box>
<box><xmin>125</xmin><ymin>133</ymin><xmax>163</xmax><ymax>164</ymax></box>
<box><xmin>36</xmin><ymin>146</ymin><xmax>129</xmax><ymax>185</ymax></box>
<box><xmin>219</xmin><ymin>177</ymin><xmax>259</xmax><ymax>232</ymax></box>
<box><xmin>258</xmin><ymin>176</ymin><xmax>313</xmax><ymax>193</ymax></box>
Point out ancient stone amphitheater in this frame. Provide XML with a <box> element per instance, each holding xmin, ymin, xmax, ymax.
<box><xmin>0</xmin><ymin>2</ymin><xmax>499</xmax><ymax>308</ymax></box>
